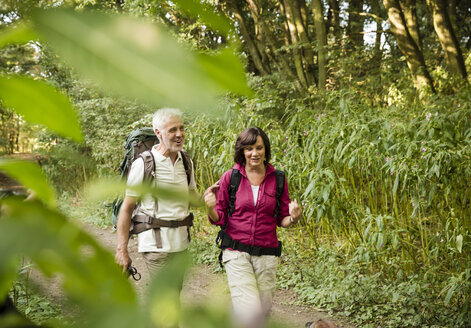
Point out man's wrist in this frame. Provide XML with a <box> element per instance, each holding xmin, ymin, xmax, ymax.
<box><xmin>116</xmin><ymin>244</ymin><xmax>128</xmax><ymax>253</ymax></box>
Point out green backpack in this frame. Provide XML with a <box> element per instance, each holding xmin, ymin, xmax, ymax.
<box><xmin>111</xmin><ymin>127</ymin><xmax>159</xmax><ymax>227</ymax></box>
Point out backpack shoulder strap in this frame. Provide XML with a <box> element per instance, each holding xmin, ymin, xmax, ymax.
<box><xmin>274</xmin><ymin>170</ymin><xmax>285</xmax><ymax>218</ymax></box>
<box><xmin>218</xmin><ymin>168</ymin><xmax>241</xmax><ymax>233</ymax></box>
<box><xmin>180</xmin><ymin>151</ymin><xmax>192</xmax><ymax>185</ymax></box>
<box><xmin>227</xmin><ymin>169</ymin><xmax>242</xmax><ymax>219</ymax></box>
<box><xmin>139</xmin><ymin>150</ymin><xmax>155</xmax><ymax>182</ymax></box>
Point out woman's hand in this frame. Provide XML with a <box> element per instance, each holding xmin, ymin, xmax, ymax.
<box><xmin>204</xmin><ymin>182</ymin><xmax>219</xmax><ymax>208</ymax></box>
<box><xmin>288</xmin><ymin>199</ymin><xmax>302</xmax><ymax>223</ymax></box>
<box><xmin>204</xmin><ymin>181</ymin><xmax>220</xmax><ymax>222</ymax></box>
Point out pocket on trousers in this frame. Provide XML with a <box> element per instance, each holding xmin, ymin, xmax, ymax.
<box><xmin>222</xmin><ymin>249</ymin><xmax>240</xmax><ymax>264</ymax></box>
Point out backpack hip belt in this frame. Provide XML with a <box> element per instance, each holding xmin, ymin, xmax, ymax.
<box><xmin>131</xmin><ymin>213</ymin><xmax>194</xmax><ymax>235</ymax></box>
<box><xmin>217</xmin><ymin>230</ymin><xmax>282</xmax><ymax>257</ymax></box>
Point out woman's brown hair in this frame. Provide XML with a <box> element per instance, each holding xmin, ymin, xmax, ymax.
<box><xmin>234</xmin><ymin>127</ymin><xmax>271</xmax><ymax>165</ymax></box>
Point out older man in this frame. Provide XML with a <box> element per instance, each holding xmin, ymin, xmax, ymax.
<box><xmin>115</xmin><ymin>108</ymin><xmax>199</xmax><ymax>275</ymax></box>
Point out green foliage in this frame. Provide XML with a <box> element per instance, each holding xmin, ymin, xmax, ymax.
<box><xmin>123</xmin><ymin>0</ymin><xmax>227</xmax><ymax>51</ymax></box>
<box><xmin>35</xmin><ymin>137</ymin><xmax>94</xmax><ymax>194</ymax></box>
<box><xmin>59</xmin><ymin>197</ymin><xmax>112</xmax><ymax>228</ymax></box>
<box><xmin>10</xmin><ymin>274</ymin><xmax>63</xmax><ymax>326</ymax></box>
<box><xmin>0</xmin><ymin>198</ymin><xmax>137</xmax><ymax>306</ymax></box>
<box><xmin>0</xmin><ymin>108</ymin><xmax>22</xmax><ymax>154</ymax></box>
<box><xmin>72</xmin><ymin>92</ymin><xmax>152</xmax><ymax>175</ymax></box>
<box><xmin>275</xmin><ymin>243</ymin><xmax>471</xmax><ymax>328</ymax></box>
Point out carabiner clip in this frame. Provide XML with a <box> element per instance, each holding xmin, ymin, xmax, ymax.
<box><xmin>127</xmin><ymin>265</ymin><xmax>141</xmax><ymax>281</ymax></box>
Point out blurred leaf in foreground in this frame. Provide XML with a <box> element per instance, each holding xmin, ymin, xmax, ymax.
<box><xmin>145</xmin><ymin>252</ymin><xmax>191</xmax><ymax>327</ymax></box>
<box><xmin>198</xmin><ymin>46</ymin><xmax>253</xmax><ymax>97</ymax></box>
<box><xmin>172</xmin><ymin>0</ymin><xmax>232</xmax><ymax>36</ymax></box>
<box><xmin>0</xmin><ymin>76</ymin><xmax>83</xmax><ymax>142</ymax></box>
<box><xmin>85</xmin><ymin>178</ymin><xmax>190</xmax><ymax>204</ymax></box>
<box><xmin>31</xmin><ymin>8</ymin><xmax>251</xmax><ymax>113</ymax></box>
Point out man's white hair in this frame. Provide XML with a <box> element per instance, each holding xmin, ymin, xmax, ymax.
<box><xmin>152</xmin><ymin>108</ymin><xmax>183</xmax><ymax>131</ymax></box>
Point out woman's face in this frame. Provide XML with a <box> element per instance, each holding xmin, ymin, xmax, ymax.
<box><xmin>243</xmin><ymin>135</ymin><xmax>265</xmax><ymax>169</ymax></box>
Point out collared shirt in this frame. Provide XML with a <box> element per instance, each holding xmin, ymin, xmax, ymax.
<box><xmin>210</xmin><ymin>163</ymin><xmax>290</xmax><ymax>249</ymax></box>
<box><xmin>126</xmin><ymin>146</ymin><xmax>196</xmax><ymax>252</ymax></box>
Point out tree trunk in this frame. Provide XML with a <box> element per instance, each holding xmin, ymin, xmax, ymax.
<box><xmin>346</xmin><ymin>0</ymin><xmax>365</xmax><ymax>48</ymax></box>
<box><xmin>226</xmin><ymin>0</ymin><xmax>271</xmax><ymax>75</ymax></box>
<box><xmin>292</xmin><ymin>0</ymin><xmax>316</xmax><ymax>85</ymax></box>
<box><xmin>370</xmin><ymin>0</ymin><xmax>384</xmax><ymax>56</ymax></box>
<box><xmin>15</xmin><ymin>116</ymin><xmax>20</xmax><ymax>152</ymax></box>
<box><xmin>246</xmin><ymin>0</ymin><xmax>298</xmax><ymax>81</ymax></box>
<box><xmin>402</xmin><ymin>0</ymin><xmax>423</xmax><ymax>52</ymax></box>
<box><xmin>383</xmin><ymin>0</ymin><xmax>435</xmax><ymax>92</ymax></box>
<box><xmin>447</xmin><ymin>0</ymin><xmax>458</xmax><ymax>33</ymax></box>
<box><xmin>312</xmin><ymin>0</ymin><xmax>327</xmax><ymax>90</ymax></box>
<box><xmin>428</xmin><ymin>0</ymin><xmax>467</xmax><ymax>79</ymax></box>
<box><xmin>327</xmin><ymin>0</ymin><xmax>341</xmax><ymax>42</ymax></box>
<box><xmin>297</xmin><ymin>0</ymin><xmax>310</xmax><ymax>33</ymax></box>
<box><xmin>282</xmin><ymin>0</ymin><xmax>311</xmax><ymax>87</ymax></box>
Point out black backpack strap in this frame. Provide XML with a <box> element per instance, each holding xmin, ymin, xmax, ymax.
<box><xmin>226</xmin><ymin>169</ymin><xmax>241</xmax><ymax>224</ymax></box>
<box><xmin>216</xmin><ymin>169</ymin><xmax>241</xmax><ymax>267</ymax></box>
<box><xmin>274</xmin><ymin>170</ymin><xmax>285</xmax><ymax>218</ymax></box>
<box><xmin>139</xmin><ymin>150</ymin><xmax>155</xmax><ymax>182</ymax></box>
<box><xmin>180</xmin><ymin>151</ymin><xmax>192</xmax><ymax>185</ymax></box>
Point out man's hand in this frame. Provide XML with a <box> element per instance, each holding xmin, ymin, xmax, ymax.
<box><xmin>115</xmin><ymin>196</ymin><xmax>136</xmax><ymax>272</ymax></box>
<box><xmin>115</xmin><ymin>247</ymin><xmax>132</xmax><ymax>273</ymax></box>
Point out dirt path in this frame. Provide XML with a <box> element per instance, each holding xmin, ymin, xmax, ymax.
<box><xmin>82</xmin><ymin>222</ymin><xmax>355</xmax><ymax>328</ymax></box>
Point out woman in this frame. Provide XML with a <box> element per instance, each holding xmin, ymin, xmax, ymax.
<box><xmin>204</xmin><ymin>127</ymin><xmax>302</xmax><ymax>328</ymax></box>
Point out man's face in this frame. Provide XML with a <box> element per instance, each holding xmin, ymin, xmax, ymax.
<box><xmin>156</xmin><ymin>116</ymin><xmax>185</xmax><ymax>155</ymax></box>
